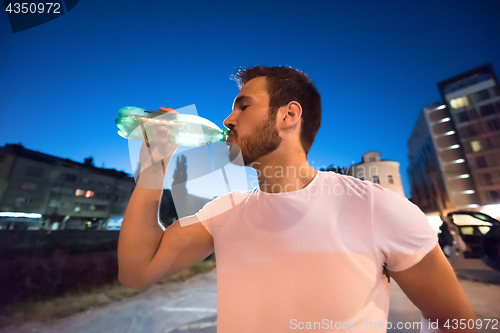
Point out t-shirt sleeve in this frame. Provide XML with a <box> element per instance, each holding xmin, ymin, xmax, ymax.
<box><xmin>371</xmin><ymin>183</ymin><xmax>438</xmax><ymax>272</ymax></box>
<box><xmin>194</xmin><ymin>190</ymin><xmax>248</xmax><ymax>235</ymax></box>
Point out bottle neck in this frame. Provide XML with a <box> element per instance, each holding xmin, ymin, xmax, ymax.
<box><xmin>222</xmin><ymin>129</ymin><xmax>230</xmax><ymax>142</ymax></box>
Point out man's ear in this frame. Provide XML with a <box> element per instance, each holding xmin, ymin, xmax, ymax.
<box><xmin>279</xmin><ymin>101</ymin><xmax>302</xmax><ymax>129</ymax></box>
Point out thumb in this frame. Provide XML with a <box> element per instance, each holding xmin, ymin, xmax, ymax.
<box><xmin>159</xmin><ymin>107</ymin><xmax>179</xmax><ymax>114</ymax></box>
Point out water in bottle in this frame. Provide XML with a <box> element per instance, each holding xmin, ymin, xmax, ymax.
<box><xmin>115</xmin><ymin>106</ymin><xmax>230</xmax><ymax>147</ymax></box>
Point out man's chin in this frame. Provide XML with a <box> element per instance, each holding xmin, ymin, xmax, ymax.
<box><xmin>226</xmin><ymin>142</ymin><xmax>245</xmax><ymax>166</ymax></box>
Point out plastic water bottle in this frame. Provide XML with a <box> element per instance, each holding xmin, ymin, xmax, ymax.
<box><xmin>115</xmin><ymin>106</ymin><xmax>230</xmax><ymax>147</ymax></box>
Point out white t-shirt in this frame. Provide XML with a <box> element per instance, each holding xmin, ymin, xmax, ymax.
<box><xmin>194</xmin><ymin>171</ymin><xmax>437</xmax><ymax>332</ymax></box>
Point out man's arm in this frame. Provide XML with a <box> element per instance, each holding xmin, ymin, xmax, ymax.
<box><xmin>117</xmin><ymin>107</ymin><xmax>214</xmax><ymax>289</ymax></box>
<box><xmin>117</xmin><ymin>185</ymin><xmax>214</xmax><ymax>289</ymax></box>
<box><xmin>387</xmin><ymin>245</ymin><xmax>476</xmax><ymax>332</ymax></box>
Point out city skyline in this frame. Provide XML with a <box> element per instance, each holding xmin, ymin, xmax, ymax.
<box><xmin>1</xmin><ymin>0</ymin><xmax>500</xmax><ymax>199</ymax></box>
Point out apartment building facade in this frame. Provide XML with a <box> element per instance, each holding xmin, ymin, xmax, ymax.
<box><xmin>0</xmin><ymin>144</ymin><xmax>135</xmax><ymax>230</ymax></box>
<box><xmin>408</xmin><ymin>64</ymin><xmax>500</xmax><ymax>214</ymax></box>
<box><xmin>407</xmin><ymin>107</ymin><xmax>449</xmax><ymax>213</ymax></box>
<box><xmin>437</xmin><ymin>64</ymin><xmax>500</xmax><ymax>207</ymax></box>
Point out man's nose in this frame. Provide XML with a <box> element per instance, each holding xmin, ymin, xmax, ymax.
<box><xmin>223</xmin><ymin>111</ymin><xmax>237</xmax><ymax>130</ymax></box>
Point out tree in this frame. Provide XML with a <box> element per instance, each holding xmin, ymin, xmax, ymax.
<box><xmin>320</xmin><ymin>164</ymin><xmax>345</xmax><ymax>174</ymax></box>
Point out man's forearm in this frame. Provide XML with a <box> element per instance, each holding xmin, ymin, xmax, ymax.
<box><xmin>118</xmin><ymin>163</ymin><xmax>166</xmax><ymax>288</ymax></box>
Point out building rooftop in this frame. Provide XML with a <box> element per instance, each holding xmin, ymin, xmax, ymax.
<box><xmin>438</xmin><ymin>64</ymin><xmax>497</xmax><ymax>95</ymax></box>
<box><xmin>0</xmin><ymin>143</ymin><xmax>133</xmax><ymax>180</ymax></box>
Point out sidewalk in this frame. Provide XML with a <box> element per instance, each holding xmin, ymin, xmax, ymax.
<box><xmin>0</xmin><ymin>270</ymin><xmax>218</xmax><ymax>333</ymax></box>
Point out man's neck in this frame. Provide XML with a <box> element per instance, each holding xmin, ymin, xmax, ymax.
<box><xmin>251</xmin><ymin>154</ymin><xmax>318</xmax><ymax>194</ymax></box>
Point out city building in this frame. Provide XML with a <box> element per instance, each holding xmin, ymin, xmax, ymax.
<box><xmin>0</xmin><ymin>144</ymin><xmax>136</xmax><ymax>230</ymax></box>
<box><xmin>408</xmin><ymin>64</ymin><xmax>500</xmax><ymax>216</ymax></box>
<box><xmin>407</xmin><ymin>104</ymin><xmax>450</xmax><ymax>214</ymax></box>
<box><xmin>438</xmin><ymin>64</ymin><xmax>500</xmax><ymax>208</ymax></box>
<box><xmin>345</xmin><ymin>151</ymin><xmax>405</xmax><ymax>196</ymax></box>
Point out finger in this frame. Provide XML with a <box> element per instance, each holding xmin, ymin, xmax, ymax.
<box><xmin>158</xmin><ymin>107</ymin><xmax>179</xmax><ymax>114</ymax></box>
<box><xmin>156</xmin><ymin>126</ymin><xmax>169</xmax><ymax>143</ymax></box>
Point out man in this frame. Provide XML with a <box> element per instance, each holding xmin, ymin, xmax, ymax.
<box><xmin>118</xmin><ymin>66</ymin><xmax>476</xmax><ymax>332</ymax></box>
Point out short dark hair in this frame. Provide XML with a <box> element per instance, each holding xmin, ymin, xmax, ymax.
<box><xmin>233</xmin><ymin>66</ymin><xmax>322</xmax><ymax>156</ymax></box>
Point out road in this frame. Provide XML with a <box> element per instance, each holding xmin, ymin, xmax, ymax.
<box><xmin>1</xmin><ymin>258</ymin><xmax>499</xmax><ymax>333</ymax></box>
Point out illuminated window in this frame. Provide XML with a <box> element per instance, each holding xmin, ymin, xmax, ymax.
<box><xmin>471</xmin><ymin>141</ymin><xmax>481</xmax><ymax>152</ymax></box>
<box><xmin>85</xmin><ymin>190</ymin><xmax>94</xmax><ymax>198</ymax></box>
<box><xmin>450</xmin><ymin>96</ymin><xmax>469</xmax><ymax>109</ymax></box>
<box><xmin>75</xmin><ymin>189</ymin><xmax>85</xmax><ymax>196</ymax></box>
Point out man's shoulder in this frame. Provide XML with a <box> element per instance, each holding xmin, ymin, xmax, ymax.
<box><xmin>316</xmin><ymin>171</ymin><xmax>373</xmax><ymax>197</ymax></box>
<box><xmin>321</xmin><ymin>172</ymin><xmax>407</xmax><ymax>200</ymax></box>
<box><xmin>212</xmin><ymin>189</ymin><xmax>253</xmax><ymax>203</ymax></box>
<box><xmin>319</xmin><ymin>171</ymin><xmax>369</xmax><ymax>184</ymax></box>
<box><xmin>195</xmin><ymin>189</ymin><xmax>252</xmax><ymax>221</ymax></box>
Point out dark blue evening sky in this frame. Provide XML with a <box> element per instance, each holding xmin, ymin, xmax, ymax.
<box><xmin>1</xmin><ymin>0</ymin><xmax>499</xmax><ymax>198</ymax></box>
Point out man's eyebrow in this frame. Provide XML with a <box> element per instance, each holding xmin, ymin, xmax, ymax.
<box><xmin>233</xmin><ymin>95</ymin><xmax>253</xmax><ymax>109</ymax></box>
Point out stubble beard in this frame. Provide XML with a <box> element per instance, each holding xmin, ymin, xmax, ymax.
<box><xmin>228</xmin><ymin>113</ymin><xmax>282</xmax><ymax>166</ymax></box>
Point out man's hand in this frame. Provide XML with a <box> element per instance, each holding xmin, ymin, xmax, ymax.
<box><xmin>136</xmin><ymin>107</ymin><xmax>179</xmax><ymax>189</ymax></box>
